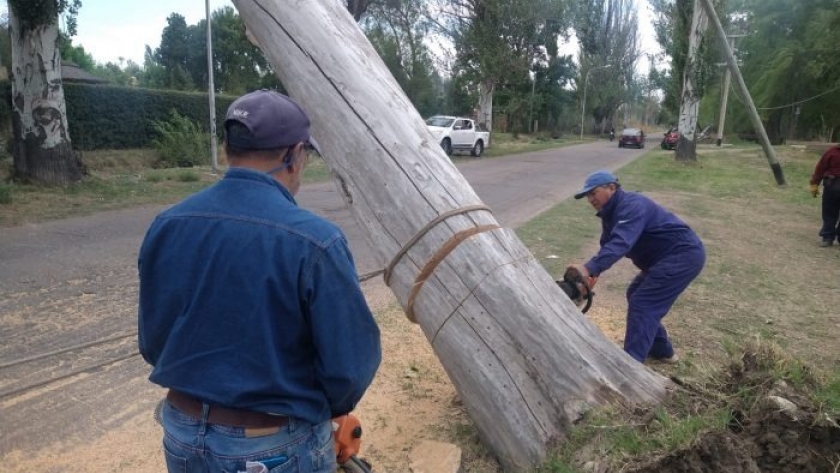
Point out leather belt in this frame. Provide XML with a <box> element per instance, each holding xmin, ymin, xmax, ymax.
<box><xmin>166</xmin><ymin>390</ymin><xmax>289</xmax><ymax>429</ymax></box>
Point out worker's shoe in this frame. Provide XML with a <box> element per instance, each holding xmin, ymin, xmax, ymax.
<box><xmin>820</xmin><ymin>239</ymin><xmax>834</xmax><ymax>247</ymax></box>
<box><xmin>649</xmin><ymin>353</ymin><xmax>680</xmax><ymax>364</ymax></box>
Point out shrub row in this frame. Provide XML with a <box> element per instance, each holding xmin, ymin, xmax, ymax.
<box><xmin>0</xmin><ymin>81</ymin><xmax>237</xmax><ymax>151</ymax></box>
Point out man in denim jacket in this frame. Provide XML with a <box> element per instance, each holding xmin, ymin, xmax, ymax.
<box><xmin>139</xmin><ymin>90</ymin><xmax>381</xmax><ymax>473</ymax></box>
<box><xmin>568</xmin><ymin>170</ymin><xmax>705</xmax><ymax>365</ymax></box>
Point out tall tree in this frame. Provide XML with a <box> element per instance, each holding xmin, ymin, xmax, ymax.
<box><xmin>155</xmin><ymin>13</ymin><xmax>194</xmax><ymax>90</ymax></box>
<box><xmin>58</xmin><ymin>34</ymin><xmax>95</xmax><ymax>70</ymax></box>
<box><xmin>362</xmin><ymin>0</ymin><xmax>439</xmax><ymax>117</ymax></box>
<box><xmin>575</xmin><ymin>0</ymin><xmax>640</xmax><ymax>133</ymax></box>
<box><xmin>650</xmin><ymin>0</ymin><xmax>722</xmax><ymax>143</ymax></box>
<box><xmin>206</xmin><ymin>6</ymin><xmax>277</xmax><ymax>94</ymax></box>
<box><xmin>731</xmin><ymin>0</ymin><xmax>840</xmax><ymax>142</ymax></box>
<box><xmin>7</xmin><ymin>0</ymin><xmax>84</xmax><ymax>186</ymax></box>
<box><xmin>674</xmin><ymin>0</ymin><xmax>709</xmax><ymax>161</ymax></box>
<box><xmin>430</xmin><ymin>0</ymin><xmax>572</xmax><ymax>133</ymax></box>
<box><xmin>344</xmin><ymin>0</ymin><xmax>381</xmax><ymax>21</ymax></box>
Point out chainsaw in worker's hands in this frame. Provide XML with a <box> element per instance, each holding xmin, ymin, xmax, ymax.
<box><xmin>556</xmin><ymin>266</ymin><xmax>596</xmax><ymax>313</ymax></box>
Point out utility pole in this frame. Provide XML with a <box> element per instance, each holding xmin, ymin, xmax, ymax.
<box><xmin>715</xmin><ymin>35</ymin><xmax>744</xmax><ymax>146</ymax></box>
<box><xmin>528</xmin><ymin>70</ymin><xmax>536</xmax><ymax>133</ymax></box>
<box><xmin>206</xmin><ymin>0</ymin><xmax>219</xmax><ymax>173</ymax></box>
<box><xmin>699</xmin><ymin>0</ymin><xmax>785</xmax><ymax>185</ymax></box>
<box><xmin>579</xmin><ymin>64</ymin><xmax>612</xmax><ymax>140</ymax></box>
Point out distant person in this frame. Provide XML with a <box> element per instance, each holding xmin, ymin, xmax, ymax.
<box><xmin>567</xmin><ymin>170</ymin><xmax>705</xmax><ymax>364</ymax></box>
<box><xmin>138</xmin><ymin>90</ymin><xmax>381</xmax><ymax>473</ymax></box>
<box><xmin>810</xmin><ymin>143</ymin><xmax>840</xmax><ymax>247</ymax></box>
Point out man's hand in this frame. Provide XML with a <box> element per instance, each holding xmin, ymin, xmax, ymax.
<box><xmin>566</xmin><ymin>264</ymin><xmax>597</xmax><ymax>294</ymax></box>
<box><xmin>810</xmin><ymin>183</ymin><xmax>820</xmax><ymax>198</ymax></box>
<box><xmin>567</xmin><ymin>264</ymin><xmax>590</xmax><ymax>281</ymax></box>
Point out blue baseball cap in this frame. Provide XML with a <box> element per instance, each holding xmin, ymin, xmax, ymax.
<box><xmin>574</xmin><ymin>170</ymin><xmax>619</xmax><ymax>199</ymax></box>
<box><xmin>224</xmin><ymin>89</ymin><xmax>320</xmax><ymax>153</ymax></box>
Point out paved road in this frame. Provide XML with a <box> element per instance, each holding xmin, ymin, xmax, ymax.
<box><xmin>0</xmin><ymin>140</ymin><xmax>642</xmax><ymax>456</ymax></box>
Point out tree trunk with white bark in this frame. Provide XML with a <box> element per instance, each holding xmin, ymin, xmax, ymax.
<box><xmin>233</xmin><ymin>1</ymin><xmax>671</xmax><ymax>470</ymax></box>
<box><xmin>8</xmin><ymin>6</ymin><xmax>83</xmax><ymax>186</ymax></box>
<box><xmin>477</xmin><ymin>80</ymin><xmax>494</xmax><ymax>140</ymax></box>
<box><xmin>676</xmin><ymin>0</ymin><xmax>709</xmax><ymax>162</ymax></box>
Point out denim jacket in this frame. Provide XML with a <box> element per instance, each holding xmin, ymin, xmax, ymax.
<box><xmin>138</xmin><ymin>167</ymin><xmax>381</xmax><ymax>424</ymax></box>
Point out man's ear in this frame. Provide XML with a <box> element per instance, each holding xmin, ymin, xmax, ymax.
<box><xmin>288</xmin><ymin>143</ymin><xmax>305</xmax><ymax>172</ymax></box>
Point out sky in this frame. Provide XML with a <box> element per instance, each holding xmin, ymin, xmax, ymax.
<box><xmin>4</xmin><ymin>0</ymin><xmax>661</xmax><ymax>73</ymax></box>
<box><xmin>70</xmin><ymin>0</ymin><xmax>235</xmax><ymax>66</ymax></box>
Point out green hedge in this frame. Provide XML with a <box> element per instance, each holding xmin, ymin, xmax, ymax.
<box><xmin>0</xmin><ymin>81</ymin><xmax>238</xmax><ymax>150</ymax></box>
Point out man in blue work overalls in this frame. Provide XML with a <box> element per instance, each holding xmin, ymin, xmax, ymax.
<box><xmin>568</xmin><ymin>170</ymin><xmax>706</xmax><ymax>364</ymax></box>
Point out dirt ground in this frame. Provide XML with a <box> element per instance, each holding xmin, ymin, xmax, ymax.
<box><xmin>3</xmin><ymin>148</ymin><xmax>839</xmax><ymax>472</ymax></box>
<box><xmin>0</xmin><ymin>243</ymin><xmax>637</xmax><ymax>473</ymax></box>
<box><xmin>7</xmin><ymin>219</ymin><xmax>837</xmax><ymax>472</ymax></box>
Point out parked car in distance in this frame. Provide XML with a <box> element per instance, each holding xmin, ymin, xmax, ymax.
<box><xmin>618</xmin><ymin>128</ymin><xmax>645</xmax><ymax>149</ymax></box>
<box><xmin>661</xmin><ymin>127</ymin><xmax>679</xmax><ymax>150</ymax></box>
<box><xmin>425</xmin><ymin>115</ymin><xmax>490</xmax><ymax>157</ymax></box>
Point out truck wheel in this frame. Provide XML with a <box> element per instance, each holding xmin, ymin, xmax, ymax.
<box><xmin>441</xmin><ymin>138</ymin><xmax>452</xmax><ymax>155</ymax></box>
<box><xmin>471</xmin><ymin>140</ymin><xmax>484</xmax><ymax>157</ymax></box>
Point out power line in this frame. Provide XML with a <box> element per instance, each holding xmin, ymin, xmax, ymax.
<box><xmin>729</xmin><ymin>82</ymin><xmax>840</xmax><ymax>111</ymax></box>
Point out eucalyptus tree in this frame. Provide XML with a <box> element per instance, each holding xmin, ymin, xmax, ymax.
<box><xmin>154</xmin><ymin>14</ymin><xmax>194</xmax><ymax>90</ymax></box>
<box><xmin>732</xmin><ymin>0</ymin><xmax>840</xmax><ymax>141</ymax></box>
<box><xmin>650</xmin><ymin>0</ymin><xmax>722</xmax><ymax>131</ymax></box>
<box><xmin>429</xmin><ymin>0</ymin><xmax>572</xmax><ymax>133</ymax></box>
<box><xmin>361</xmin><ymin>0</ymin><xmax>440</xmax><ymax>117</ymax></box>
<box><xmin>651</xmin><ymin>0</ymin><xmax>726</xmax><ymax>161</ymax></box>
<box><xmin>344</xmin><ymin>0</ymin><xmax>382</xmax><ymax>21</ymax></box>
<box><xmin>575</xmin><ymin>0</ymin><xmax>640</xmax><ymax>133</ymax></box>
<box><xmin>7</xmin><ymin>0</ymin><xmax>84</xmax><ymax>186</ymax></box>
<box><xmin>202</xmin><ymin>6</ymin><xmax>277</xmax><ymax>94</ymax></box>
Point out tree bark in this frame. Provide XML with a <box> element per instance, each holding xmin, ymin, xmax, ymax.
<box><xmin>232</xmin><ymin>1</ymin><xmax>671</xmax><ymax>470</ymax></box>
<box><xmin>675</xmin><ymin>0</ymin><xmax>708</xmax><ymax>162</ymax></box>
<box><xmin>8</xmin><ymin>5</ymin><xmax>83</xmax><ymax>186</ymax></box>
<box><xmin>478</xmin><ymin>80</ymin><xmax>494</xmax><ymax>140</ymax></box>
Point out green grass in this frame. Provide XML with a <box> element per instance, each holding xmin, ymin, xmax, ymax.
<box><xmin>0</xmin><ymin>135</ymin><xmax>578</xmax><ymax>228</ymax></box>
<box><xmin>0</xmin><ymin>182</ymin><xmax>12</xmax><ymax>204</ymax></box>
<box><xmin>536</xmin><ymin>404</ymin><xmax>731</xmax><ymax>473</ymax></box>
<box><xmin>513</xmin><ymin>144</ymin><xmax>840</xmax><ymax>472</ymax></box>
<box><xmin>468</xmin><ymin>132</ymin><xmax>586</xmax><ymax>159</ymax></box>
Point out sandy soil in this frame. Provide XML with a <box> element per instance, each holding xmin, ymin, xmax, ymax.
<box><xmin>1</xmin><ymin>248</ymin><xmax>640</xmax><ymax>473</ymax></box>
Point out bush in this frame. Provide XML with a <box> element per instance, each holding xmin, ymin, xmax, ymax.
<box><xmin>0</xmin><ymin>182</ymin><xmax>11</xmax><ymax>204</ymax></box>
<box><xmin>152</xmin><ymin>110</ymin><xmax>212</xmax><ymax>168</ymax></box>
<box><xmin>0</xmin><ymin>81</ymin><xmax>237</xmax><ymax>151</ymax></box>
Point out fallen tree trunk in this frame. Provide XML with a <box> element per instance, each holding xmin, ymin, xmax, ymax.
<box><xmin>233</xmin><ymin>1</ymin><xmax>671</xmax><ymax>470</ymax></box>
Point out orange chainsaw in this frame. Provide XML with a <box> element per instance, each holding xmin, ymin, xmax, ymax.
<box><xmin>333</xmin><ymin>414</ymin><xmax>373</xmax><ymax>473</ymax></box>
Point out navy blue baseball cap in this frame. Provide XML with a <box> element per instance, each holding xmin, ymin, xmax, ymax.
<box><xmin>574</xmin><ymin>170</ymin><xmax>619</xmax><ymax>199</ymax></box>
<box><xmin>224</xmin><ymin>89</ymin><xmax>320</xmax><ymax>153</ymax></box>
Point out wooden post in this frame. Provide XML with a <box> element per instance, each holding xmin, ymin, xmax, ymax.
<box><xmin>232</xmin><ymin>1</ymin><xmax>670</xmax><ymax>470</ymax></box>
<box><xmin>698</xmin><ymin>0</ymin><xmax>786</xmax><ymax>185</ymax></box>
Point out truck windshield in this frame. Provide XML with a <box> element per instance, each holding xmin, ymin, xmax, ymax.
<box><xmin>425</xmin><ymin>117</ymin><xmax>455</xmax><ymax>127</ymax></box>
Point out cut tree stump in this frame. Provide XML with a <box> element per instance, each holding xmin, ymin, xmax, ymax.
<box><xmin>232</xmin><ymin>1</ymin><xmax>672</xmax><ymax>470</ymax></box>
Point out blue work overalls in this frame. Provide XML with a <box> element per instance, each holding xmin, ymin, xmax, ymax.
<box><xmin>584</xmin><ymin>189</ymin><xmax>705</xmax><ymax>362</ymax></box>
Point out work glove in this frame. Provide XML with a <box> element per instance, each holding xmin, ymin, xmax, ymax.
<box><xmin>810</xmin><ymin>183</ymin><xmax>819</xmax><ymax>198</ymax></box>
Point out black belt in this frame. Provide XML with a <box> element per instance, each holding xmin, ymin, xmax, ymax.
<box><xmin>166</xmin><ymin>390</ymin><xmax>289</xmax><ymax>429</ymax></box>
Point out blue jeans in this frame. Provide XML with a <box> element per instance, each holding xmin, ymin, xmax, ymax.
<box><xmin>160</xmin><ymin>401</ymin><xmax>336</xmax><ymax>473</ymax></box>
<box><xmin>819</xmin><ymin>177</ymin><xmax>840</xmax><ymax>242</ymax></box>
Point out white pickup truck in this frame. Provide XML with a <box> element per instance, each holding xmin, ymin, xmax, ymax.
<box><xmin>425</xmin><ymin>115</ymin><xmax>490</xmax><ymax>157</ymax></box>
